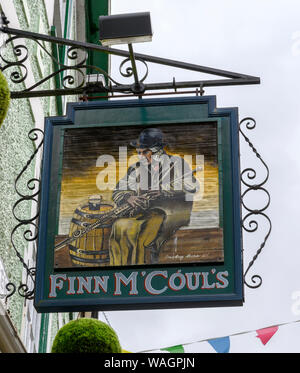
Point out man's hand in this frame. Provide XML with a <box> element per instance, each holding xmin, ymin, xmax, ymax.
<box><xmin>144</xmin><ymin>190</ymin><xmax>161</xmax><ymax>199</ymax></box>
<box><xmin>127</xmin><ymin>195</ymin><xmax>149</xmax><ymax>209</ymax></box>
<box><xmin>127</xmin><ymin>191</ymin><xmax>162</xmax><ymax>209</ymax></box>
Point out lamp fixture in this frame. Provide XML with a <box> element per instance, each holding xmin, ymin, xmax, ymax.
<box><xmin>99</xmin><ymin>12</ymin><xmax>153</xmax><ymax>95</ymax></box>
<box><xmin>99</xmin><ymin>12</ymin><xmax>153</xmax><ymax>47</ymax></box>
<box><xmin>85</xmin><ymin>74</ymin><xmax>106</xmax><ymax>87</ymax></box>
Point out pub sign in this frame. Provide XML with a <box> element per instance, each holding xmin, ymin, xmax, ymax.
<box><xmin>34</xmin><ymin>96</ymin><xmax>244</xmax><ymax>312</ymax></box>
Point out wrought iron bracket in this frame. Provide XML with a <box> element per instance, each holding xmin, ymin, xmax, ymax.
<box><xmin>4</xmin><ymin>129</ymin><xmax>44</xmax><ymax>302</ymax></box>
<box><xmin>239</xmin><ymin>118</ymin><xmax>272</xmax><ymax>289</ymax></box>
<box><xmin>0</xmin><ymin>12</ymin><xmax>260</xmax><ymax>99</ymax></box>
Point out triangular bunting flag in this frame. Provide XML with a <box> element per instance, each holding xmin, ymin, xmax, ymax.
<box><xmin>256</xmin><ymin>326</ymin><xmax>278</xmax><ymax>345</ymax></box>
<box><xmin>161</xmin><ymin>345</ymin><xmax>185</xmax><ymax>353</ymax></box>
<box><xmin>207</xmin><ymin>337</ymin><xmax>230</xmax><ymax>353</ymax></box>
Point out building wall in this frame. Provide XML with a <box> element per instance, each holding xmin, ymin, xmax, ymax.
<box><xmin>0</xmin><ymin>0</ymin><xmax>78</xmax><ymax>353</ymax></box>
<box><xmin>0</xmin><ymin>0</ymin><xmax>110</xmax><ymax>353</ymax></box>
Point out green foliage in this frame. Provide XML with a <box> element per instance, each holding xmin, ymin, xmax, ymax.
<box><xmin>51</xmin><ymin>318</ymin><xmax>122</xmax><ymax>353</ymax></box>
<box><xmin>0</xmin><ymin>70</ymin><xmax>10</xmax><ymax>128</ymax></box>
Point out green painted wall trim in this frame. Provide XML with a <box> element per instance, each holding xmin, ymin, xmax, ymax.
<box><xmin>38</xmin><ymin>313</ymin><xmax>49</xmax><ymax>353</ymax></box>
<box><xmin>85</xmin><ymin>0</ymin><xmax>109</xmax><ymax>95</ymax></box>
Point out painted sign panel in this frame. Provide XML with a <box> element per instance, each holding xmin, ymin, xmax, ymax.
<box><xmin>35</xmin><ymin>96</ymin><xmax>243</xmax><ymax>312</ymax></box>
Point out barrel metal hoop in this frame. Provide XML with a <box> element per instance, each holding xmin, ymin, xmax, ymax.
<box><xmin>69</xmin><ymin>245</ymin><xmax>109</xmax><ymax>256</ymax></box>
<box><xmin>71</xmin><ymin>217</ymin><xmax>112</xmax><ymax>228</ymax></box>
<box><xmin>69</xmin><ymin>253</ymin><xmax>110</xmax><ymax>264</ymax></box>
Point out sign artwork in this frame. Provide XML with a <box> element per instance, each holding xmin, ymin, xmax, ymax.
<box><xmin>54</xmin><ymin>123</ymin><xmax>222</xmax><ymax>269</ymax></box>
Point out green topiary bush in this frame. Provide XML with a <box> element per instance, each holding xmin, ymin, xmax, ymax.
<box><xmin>0</xmin><ymin>69</ymin><xmax>10</xmax><ymax>128</ymax></box>
<box><xmin>51</xmin><ymin>318</ymin><xmax>122</xmax><ymax>353</ymax></box>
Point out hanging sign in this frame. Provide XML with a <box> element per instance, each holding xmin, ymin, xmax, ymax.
<box><xmin>34</xmin><ymin>96</ymin><xmax>243</xmax><ymax>312</ymax></box>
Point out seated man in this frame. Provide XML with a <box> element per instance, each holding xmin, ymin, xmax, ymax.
<box><xmin>109</xmin><ymin>127</ymin><xmax>199</xmax><ymax>265</ymax></box>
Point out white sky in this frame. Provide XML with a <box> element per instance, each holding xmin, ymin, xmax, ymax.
<box><xmin>95</xmin><ymin>0</ymin><xmax>300</xmax><ymax>353</ymax></box>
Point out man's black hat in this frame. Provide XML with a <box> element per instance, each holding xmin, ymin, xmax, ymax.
<box><xmin>130</xmin><ymin>128</ymin><xmax>167</xmax><ymax>148</ymax></box>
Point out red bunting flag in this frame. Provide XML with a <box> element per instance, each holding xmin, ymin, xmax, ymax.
<box><xmin>256</xmin><ymin>326</ymin><xmax>278</xmax><ymax>345</ymax></box>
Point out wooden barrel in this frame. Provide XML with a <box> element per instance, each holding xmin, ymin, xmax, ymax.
<box><xmin>68</xmin><ymin>195</ymin><xmax>114</xmax><ymax>267</ymax></box>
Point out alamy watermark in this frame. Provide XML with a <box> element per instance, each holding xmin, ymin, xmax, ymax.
<box><xmin>291</xmin><ymin>31</ymin><xmax>300</xmax><ymax>56</ymax></box>
<box><xmin>0</xmin><ymin>258</ymin><xmax>9</xmax><ymax>310</ymax></box>
<box><xmin>95</xmin><ymin>146</ymin><xmax>204</xmax><ymax>201</ymax></box>
<box><xmin>291</xmin><ymin>290</ymin><xmax>300</xmax><ymax>315</ymax></box>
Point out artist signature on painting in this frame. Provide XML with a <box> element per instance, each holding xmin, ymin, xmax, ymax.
<box><xmin>166</xmin><ymin>254</ymin><xmax>204</xmax><ymax>261</ymax></box>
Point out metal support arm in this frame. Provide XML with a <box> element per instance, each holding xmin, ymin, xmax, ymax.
<box><xmin>0</xmin><ymin>18</ymin><xmax>260</xmax><ymax>99</ymax></box>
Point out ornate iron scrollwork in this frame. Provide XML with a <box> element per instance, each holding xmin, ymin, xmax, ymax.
<box><xmin>119</xmin><ymin>55</ymin><xmax>148</xmax><ymax>92</ymax></box>
<box><xmin>0</xmin><ymin>32</ymin><xmax>149</xmax><ymax>97</ymax></box>
<box><xmin>0</xmin><ymin>35</ymin><xmax>29</xmax><ymax>85</ymax></box>
<box><xmin>5</xmin><ymin>128</ymin><xmax>44</xmax><ymax>302</ymax></box>
<box><xmin>239</xmin><ymin>117</ymin><xmax>272</xmax><ymax>289</ymax></box>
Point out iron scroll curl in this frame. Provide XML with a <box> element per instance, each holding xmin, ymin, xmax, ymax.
<box><xmin>119</xmin><ymin>56</ymin><xmax>149</xmax><ymax>82</ymax></box>
<box><xmin>239</xmin><ymin>117</ymin><xmax>272</xmax><ymax>289</ymax></box>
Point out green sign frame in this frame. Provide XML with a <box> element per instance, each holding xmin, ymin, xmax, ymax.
<box><xmin>35</xmin><ymin>96</ymin><xmax>243</xmax><ymax>312</ymax></box>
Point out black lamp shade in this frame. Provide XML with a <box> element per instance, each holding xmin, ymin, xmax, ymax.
<box><xmin>99</xmin><ymin>12</ymin><xmax>152</xmax><ymax>46</ymax></box>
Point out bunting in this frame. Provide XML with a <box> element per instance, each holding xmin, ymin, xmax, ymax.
<box><xmin>133</xmin><ymin>318</ymin><xmax>300</xmax><ymax>353</ymax></box>
<box><xmin>161</xmin><ymin>345</ymin><xmax>185</xmax><ymax>353</ymax></box>
<box><xmin>102</xmin><ymin>311</ymin><xmax>299</xmax><ymax>353</ymax></box>
<box><xmin>207</xmin><ymin>336</ymin><xmax>230</xmax><ymax>353</ymax></box>
<box><xmin>256</xmin><ymin>326</ymin><xmax>278</xmax><ymax>345</ymax></box>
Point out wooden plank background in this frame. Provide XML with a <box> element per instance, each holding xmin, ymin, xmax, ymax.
<box><xmin>54</xmin><ymin>227</ymin><xmax>223</xmax><ymax>268</ymax></box>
